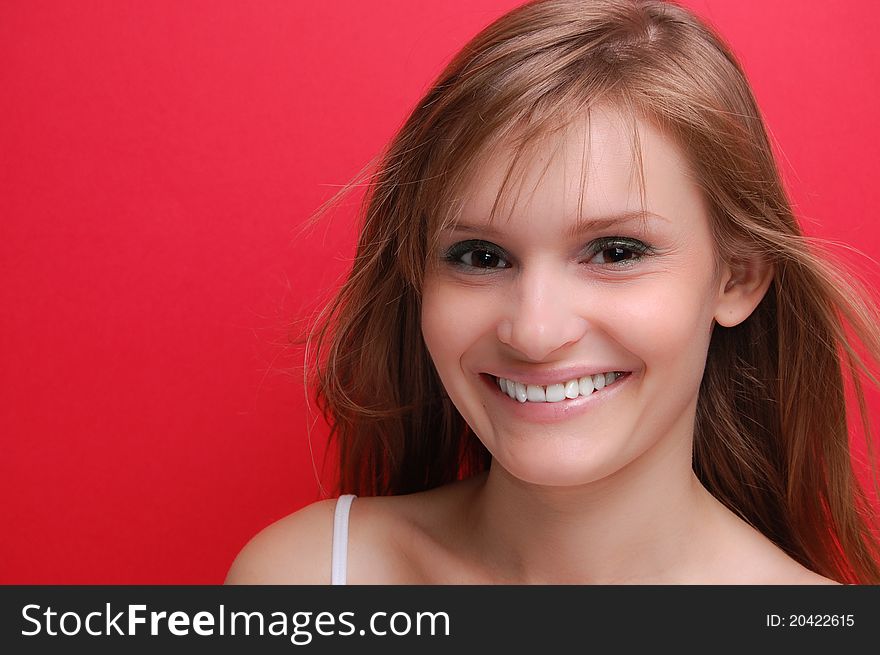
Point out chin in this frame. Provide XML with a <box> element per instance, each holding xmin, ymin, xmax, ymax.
<box><xmin>494</xmin><ymin>448</ymin><xmax>620</xmax><ymax>488</ymax></box>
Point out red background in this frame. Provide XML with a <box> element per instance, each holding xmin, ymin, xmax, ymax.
<box><xmin>2</xmin><ymin>1</ymin><xmax>878</xmax><ymax>584</ymax></box>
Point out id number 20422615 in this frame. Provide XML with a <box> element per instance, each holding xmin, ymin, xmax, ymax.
<box><xmin>765</xmin><ymin>614</ymin><xmax>854</xmax><ymax>628</ymax></box>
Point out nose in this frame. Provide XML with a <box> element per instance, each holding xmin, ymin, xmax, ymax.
<box><xmin>496</xmin><ymin>268</ymin><xmax>589</xmax><ymax>362</ymax></box>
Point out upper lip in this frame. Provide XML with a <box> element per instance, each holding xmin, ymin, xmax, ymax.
<box><xmin>486</xmin><ymin>366</ymin><xmax>630</xmax><ymax>386</ymax></box>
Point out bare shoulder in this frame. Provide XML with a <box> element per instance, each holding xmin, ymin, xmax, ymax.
<box><xmin>692</xmin><ymin>488</ymin><xmax>844</xmax><ymax>585</ymax></box>
<box><xmin>224</xmin><ymin>499</ymin><xmax>338</xmax><ymax>585</ymax></box>
<box><xmin>789</xmin><ymin>570</ymin><xmax>841</xmax><ymax>585</ymax></box>
<box><xmin>346</xmin><ymin>476</ymin><xmax>488</xmax><ymax>584</ymax></box>
<box><xmin>225</xmin><ymin>476</ymin><xmax>484</xmax><ymax>585</ymax></box>
<box><xmin>747</xmin><ymin>540</ymin><xmax>843</xmax><ymax>585</ymax></box>
<box><xmin>224</xmin><ymin>494</ymin><xmax>414</xmax><ymax>585</ymax></box>
<box><xmin>764</xmin><ymin>559</ymin><xmax>841</xmax><ymax>585</ymax></box>
<box><xmin>712</xmin><ymin>517</ymin><xmax>842</xmax><ymax>585</ymax></box>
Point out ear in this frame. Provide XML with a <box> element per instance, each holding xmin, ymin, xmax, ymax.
<box><xmin>714</xmin><ymin>256</ymin><xmax>774</xmax><ymax>328</ymax></box>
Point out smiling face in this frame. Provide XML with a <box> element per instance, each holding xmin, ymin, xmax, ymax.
<box><xmin>420</xmin><ymin>105</ymin><xmax>731</xmax><ymax>487</ymax></box>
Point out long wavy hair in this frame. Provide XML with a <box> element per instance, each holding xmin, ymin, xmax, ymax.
<box><xmin>299</xmin><ymin>0</ymin><xmax>880</xmax><ymax>583</ymax></box>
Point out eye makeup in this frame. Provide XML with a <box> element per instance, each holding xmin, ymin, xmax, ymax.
<box><xmin>442</xmin><ymin>236</ymin><xmax>655</xmax><ymax>272</ymax></box>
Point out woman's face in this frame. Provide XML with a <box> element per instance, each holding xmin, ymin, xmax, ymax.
<box><xmin>420</xmin><ymin>106</ymin><xmax>730</xmax><ymax>487</ymax></box>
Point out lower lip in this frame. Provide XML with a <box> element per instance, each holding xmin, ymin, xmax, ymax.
<box><xmin>480</xmin><ymin>372</ymin><xmax>633</xmax><ymax>423</ymax></box>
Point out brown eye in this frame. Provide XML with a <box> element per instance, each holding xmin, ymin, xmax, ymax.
<box><xmin>587</xmin><ymin>238</ymin><xmax>651</xmax><ymax>267</ymax></box>
<box><xmin>463</xmin><ymin>249</ymin><xmax>507</xmax><ymax>269</ymax></box>
<box><xmin>444</xmin><ymin>240</ymin><xmax>510</xmax><ymax>271</ymax></box>
<box><xmin>594</xmin><ymin>246</ymin><xmax>638</xmax><ymax>264</ymax></box>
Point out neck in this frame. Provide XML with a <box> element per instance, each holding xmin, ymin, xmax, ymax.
<box><xmin>463</xmin><ymin>422</ymin><xmax>722</xmax><ymax>584</ymax></box>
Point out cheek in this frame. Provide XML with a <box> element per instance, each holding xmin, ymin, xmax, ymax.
<box><xmin>607</xmin><ymin>278</ymin><xmax>716</xmax><ymax>380</ymax></box>
<box><xmin>420</xmin><ymin>280</ymin><xmax>486</xmax><ymax>374</ymax></box>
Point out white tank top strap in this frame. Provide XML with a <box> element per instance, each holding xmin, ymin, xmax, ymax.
<box><xmin>331</xmin><ymin>494</ymin><xmax>357</xmax><ymax>585</ymax></box>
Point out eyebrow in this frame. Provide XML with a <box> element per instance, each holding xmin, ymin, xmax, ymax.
<box><xmin>446</xmin><ymin>210</ymin><xmax>668</xmax><ymax>239</ymax></box>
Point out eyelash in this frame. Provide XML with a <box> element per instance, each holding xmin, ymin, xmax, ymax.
<box><xmin>442</xmin><ymin>238</ymin><xmax>653</xmax><ymax>272</ymax></box>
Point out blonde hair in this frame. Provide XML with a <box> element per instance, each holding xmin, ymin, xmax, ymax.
<box><xmin>300</xmin><ymin>0</ymin><xmax>880</xmax><ymax>583</ymax></box>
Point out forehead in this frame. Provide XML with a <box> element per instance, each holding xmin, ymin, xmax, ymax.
<box><xmin>454</xmin><ymin>105</ymin><xmax>706</xmax><ymax>233</ymax></box>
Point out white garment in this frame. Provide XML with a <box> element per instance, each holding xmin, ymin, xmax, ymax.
<box><xmin>331</xmin><ymin>494</ymin><xmax>357</xmax><ymax>585</ymax></box>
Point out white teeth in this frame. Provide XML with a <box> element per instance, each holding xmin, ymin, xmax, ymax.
<box><xmin>578</xmin><ymin>376</ymin><xmax>594</xmax><ymax>395</ymax></box>
<box><xmin>496</xmin><ymin>372</ymin><xmax>625</xmax><ymax>403</ymax></box>
<box><xmin>526</xmin><ymin>384</ymin><xmax>546</xmax><ymax>402</ymax></box>
<box><xmin>545</xmin><ymin>383</ymin><xmax>566</xmax><ymax>402</ymax></box>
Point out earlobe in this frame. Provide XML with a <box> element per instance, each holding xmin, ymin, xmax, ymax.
<box><xmin>714</xmin><ymin>257</ymin><xmax>774</xmax><ymax>328</ymax></box>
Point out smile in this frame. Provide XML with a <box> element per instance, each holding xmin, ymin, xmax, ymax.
<box><xmin>495</xmin><ymin>372</ymin><xmax>628</xmax><ymax>403</ymax></box>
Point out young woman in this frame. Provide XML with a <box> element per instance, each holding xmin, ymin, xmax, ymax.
<box><xmin>226</xmin><ymin>0</ymin><xmax>880</xmax><ymax>585</ymax></box>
